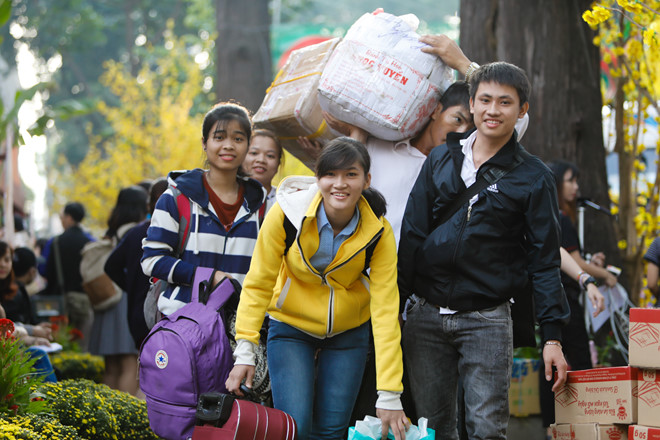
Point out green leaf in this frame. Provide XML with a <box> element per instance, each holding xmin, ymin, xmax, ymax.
<box><xmin>52</xmin><ymin>98</ymin><xmax>97</xmax><ymax>121</ymax></box>
<box><xmin>0</xmin><ymin>0</ymin><xmax>11</xmax><ymax>28</ymax></box>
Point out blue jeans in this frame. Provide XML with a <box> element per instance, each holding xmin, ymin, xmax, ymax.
<box><xmin>267</xmin><ymin>319</ymin><xmax>369</xmax><ymax>440</ymax></box>
<box><xmin>26</xmin><ymin>347</ymin><xmax>57</xmax><ymax>383</ymax></box>
<box><xmin>402</xmin><ymin>297</ymin><xmax>512</xmax><ymax>440</ymax></box>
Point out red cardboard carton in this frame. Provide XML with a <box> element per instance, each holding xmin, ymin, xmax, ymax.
<box><xmin>636</xmin><ymin>369</ymin><xmax>660</xmax><ymax>428</ymax></box>
<box><xmin>555</xmin><ymin>366</ymin><xmax>638</xmax><ymax>424</ymax></box>
<box><xmin>551</xmin><ymin>423</ymin><xmax>628</xmax><ymax>440</ymax></box>
<box><xmin>629</xmin><ymin>425</ymin><xmax>660</xmax><ymax>440</ymax></box>
<box><xmin>629</xmin><ymin>308</ymin><xmax>660</xmax><ymax>369</ymax></box>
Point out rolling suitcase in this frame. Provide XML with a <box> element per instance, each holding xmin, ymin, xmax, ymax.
<box><xmin>192</xmin><ymin>391</ymin><xmax>297</xmax><ymax>440</ymax></box>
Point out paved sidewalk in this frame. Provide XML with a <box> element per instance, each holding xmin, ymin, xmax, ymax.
<box><xmin>508</xmin><ymin>415</ymin><xmax>546</xmax><ymax>440</ymax></box>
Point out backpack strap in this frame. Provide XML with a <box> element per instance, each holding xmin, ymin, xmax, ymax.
<box><xmin>361</xmin><ymin>235</ymin><xmax>381</xmax><ymax>277</ymax></box>
<box><xmin>191</xmin><ymin>267</ymin><xmax>237</xmax><ymax>311</ymax></box>
<box><xmin>433</xmin><ymin>147</ymin><xmax>530</xmax><ymax>229</ymax></box>
<box><xmin>258</xmin><ymin>202</ymin><xmax>267</xmax><ymax>227</ymax></box>
<box><xmin>283</xmin><ymin>216</ymin><xmax>297</xmax><ymax>256</ymax></box>
<box><xmin>172</xmin><ymin>186</ymin><xmax>192</xmax><ymax>257</ymax></box>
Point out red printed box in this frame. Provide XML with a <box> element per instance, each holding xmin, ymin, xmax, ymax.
<box><xmin>636</xmin><ymin>369</ymin><xmax>660</xmax><ymax>428</ymax></box>
<box><xmin>629</xmin><ymin>425</ymin><xmax>660</xmax><ymax>440</ymax></box>
<box><xmin>554</xmin><ymin>366</ymin><xmax>638</xmax><ymax>424</ymax></box>
<box><xmin>630</xmin><ymin>308</ymin><xmax>660</xmax><ymax>369</ymax></box>
<box><xmin>551</xmin><ymin>423</ymin><xmax>628</xmax><ymax>440</ymax></box>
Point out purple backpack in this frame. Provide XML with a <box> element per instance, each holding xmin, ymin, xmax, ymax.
<box><xmin>139</xmin><ymin>268</ymin><xmax>237</xmax><ymax>440</ymax></box>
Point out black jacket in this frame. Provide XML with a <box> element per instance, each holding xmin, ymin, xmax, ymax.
<box><xmin>105</xmin><ymin>220</ymin><xmax>150</xmax><ymax>349</ymax></box>
<box><xmin>45</xmin><ymin>225</ymin><xmax>91</xmax><ymax>294</ymax></box>
<box><xmin>398</xmin><ymin>130</ymin><xmax>569</xmax><ymax>342</ymax></box>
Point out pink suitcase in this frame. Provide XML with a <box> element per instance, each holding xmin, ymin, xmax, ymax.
<box><xmin>192</xmin><ymin>392</ymin><xmax>297</xmax><ymax>440</ymax></box>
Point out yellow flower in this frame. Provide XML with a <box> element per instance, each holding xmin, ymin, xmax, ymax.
<box><xmin>618</xmin><ymin>239</ymin><xmax>628</xmax><ymax>249</ymax></box>
<box><xmin>583</xmin><ymin>6</ymin><xmax>611</xmax><ymax>28</ymax></box>
<box><xmin>617</xmin><ymin>0</ymin><xmax>644</xmax><ymax>13</ymax></box>
<box><xmin>644</xmin><ymin>24</ymin><xmax>659</xmax><ymax>49</ymax></box>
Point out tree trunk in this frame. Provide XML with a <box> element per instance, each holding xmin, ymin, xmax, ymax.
<box><xmin>460</xmin><ymin>0</ymin><xmax>622</xmax><ymax>281</ymax></box>
<box><xmin>215</xmin><ymin>0</ymin><xmax>272</xmax><ymax>113</ymax></box>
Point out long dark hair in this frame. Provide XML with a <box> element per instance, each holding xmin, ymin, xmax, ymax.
<box><xmin>315</xmin><ymin>137</ymin><xmax>387</xmax><ymax>218</ymax></box>
<box><xmin>106</xmin><ymin>185</ymin><xmax>149</xmax><ymax>238</ymax></box>
<box><xmin>547</xmin><ymin>160</ymin><xmax>580</xmax><ymax>224</ymax></box>
<box><xmin>0</xmin><ymin>241</ymin><xmax>17</xmax><ymax>301</ymax></box>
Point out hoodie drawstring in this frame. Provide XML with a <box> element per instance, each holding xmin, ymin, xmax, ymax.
<box><xmin>193</xmin><ymin>203</ymin><xmax>200</xmax><ymax>255</ymax></box>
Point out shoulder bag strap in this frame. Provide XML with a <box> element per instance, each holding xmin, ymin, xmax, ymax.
<box><xmin>52</xmin><ymin>236</ymin><xmax>67</xmax><ymax>295</ymax></box>
<box><xmin>434</xmin><ymin>149</ymin><xmax>528</xmax><ymax>228</ymax></box>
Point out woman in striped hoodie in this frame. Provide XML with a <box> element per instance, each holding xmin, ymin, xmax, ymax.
<box><xmin>141</xmin><ymin>102</ymin><xmax>266</xmax><ymax>316</ymax></box>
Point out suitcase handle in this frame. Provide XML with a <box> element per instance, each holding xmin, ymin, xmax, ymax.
<box><xmin>196</xmin><ymin>392</ymin><xmax>235</xmax><ymax>427</ymax></box>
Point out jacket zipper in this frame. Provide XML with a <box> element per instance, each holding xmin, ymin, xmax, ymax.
<box><xmin>321</xmin><ymin>229</ymin><xmax>384</xmax><ymax>336</ymax></box>
<box><xmin>297</xmin><ymin>219</ymin><xmax>384</xmax><ymax>336</ymax></box>
<box><xmin>448</xmin><ymin>207</ymin><xmax>470</xmax><ymax>306</ymax></box>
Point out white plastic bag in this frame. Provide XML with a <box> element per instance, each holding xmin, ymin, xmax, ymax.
<box><xmin>348</xmin><ymin>416</ymin><xmax>435</xmax><ymax>440</ymax></box>
<box><xmin>318</xmin><ymin>11</ymin><xmax>453</xmax><ymax>141</ymax></box>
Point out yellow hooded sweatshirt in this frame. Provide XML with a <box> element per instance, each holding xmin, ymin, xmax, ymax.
<box><xmin>234</xmin><ymin>176</ymin><xmax>403</xmax><ymax>393</ymax></box>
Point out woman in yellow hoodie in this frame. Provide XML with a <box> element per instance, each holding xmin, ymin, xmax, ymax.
<box><xmin>226</xmin><ymin>137</ymin><xmax>409</xmax><ymax>440</ymax></box>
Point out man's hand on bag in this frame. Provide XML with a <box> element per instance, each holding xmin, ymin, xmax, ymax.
<box><xmin>376</xmin><ymin>408</ymin><xmax>409</xmax><ymax>440</ymax></box>
<box><xmin>543</xmin><ymin>341</ymin><xmax>568</xmax><ymax>393</ymax></box>
<box><xmin>225</xmin><ymin>364</ymin><xmax>255</xmax><ymax>397</ymax></box>
<box><xmin>418</xmin><ymin>34</ymin><xmax>472</xmax><ymax>75</ymax></box>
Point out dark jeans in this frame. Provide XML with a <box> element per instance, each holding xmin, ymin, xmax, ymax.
<box><xmin>402</xmin><ymin>297</ymin><xmax>512</xmax><ymax>440</ymax></box>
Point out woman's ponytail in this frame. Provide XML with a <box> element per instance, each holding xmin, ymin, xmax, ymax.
<box><xmin>362</xmin><ymin>187</ymin><xmax>387</xmax><ymax>219</ymax></box>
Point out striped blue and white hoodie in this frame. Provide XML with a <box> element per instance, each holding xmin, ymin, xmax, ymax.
<box><xmin>141</xmin><ymin>168</ymin><xmax>266</xmax><ymax>315</ymax></box>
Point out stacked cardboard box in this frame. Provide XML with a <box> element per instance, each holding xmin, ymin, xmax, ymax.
<box><xmin>551</xmin><ymin>308</ymin><xmax>660</xmax><ymax>438</ymax></box>
<box><xmin>554</xmin><ymin>366</ymin><xmax>637</xmax><ymax>425</ymax></box>
<box><xmin>551</xmin><ymin>423</ymin><xmax>628</xmax><ymax>440</ymax></box>
<box><xmin>629</xmin><ymin>425</ymin><xmax>660</xmax><ymax>439</ymax></box>
<box><xmin>509</xmin><ymin>358</ymin><xmax>541</xmax><ymax>417</ymax></box>
<box><xmin>628</xmin><ymin>308</ymin><xmax>660</xmax><ymax>434</ymax></box>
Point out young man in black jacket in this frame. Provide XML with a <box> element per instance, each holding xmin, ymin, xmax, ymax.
<box><xmin>398</xmin><ymin>62</ymin><xmax>570</xmax><ymax>439</ymax></box>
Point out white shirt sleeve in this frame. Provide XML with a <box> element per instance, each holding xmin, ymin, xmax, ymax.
<box><xmin>233</xmin><ymin>339</ymin><xmax>257</xmax><ymax>366</ymax></box>
<box><xmin>375</xmin><ymin>390</ymin><xmax>403</xmax><ymax>410</ymax></box>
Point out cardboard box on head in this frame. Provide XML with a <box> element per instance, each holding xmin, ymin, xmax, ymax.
<box><xmin>253</xmin><ymin>38</ymin><xmax>341</xmax><ymax>169</ymax></box>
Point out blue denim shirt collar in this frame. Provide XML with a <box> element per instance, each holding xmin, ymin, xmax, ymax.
<box><xmin>310</xmin><ymin>202</ymin><xmax>360</xmax><ymax>273</ymax></box>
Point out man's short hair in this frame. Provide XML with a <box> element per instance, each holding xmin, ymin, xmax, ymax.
<box><xmin>63</xmin><ymin>202</ymin><xmax>85</xmax><ymax>223</ymax></box>
<box><xmin>13</xmin><ymin>247</ymin><xmax>37</xmax><ymax>278</ymax></box>
<box><xmin>468</xmin><ymin>61</ymin><xmax>531</xmax><ymax>106</ymax></box>
<box><xmin>439</xmin><ymin>81</ymin><xmax>470</xmax><ymax>114</ymax></box>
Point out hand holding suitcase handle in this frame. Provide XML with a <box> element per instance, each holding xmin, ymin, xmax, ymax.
<box><xmin>226</xmin><ymin>364</ymin><xmax>256</xmax><ymax>397</ymax></box>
